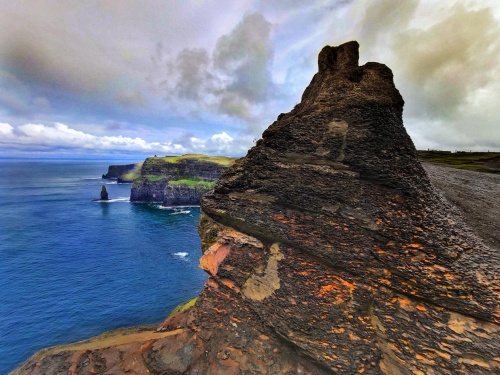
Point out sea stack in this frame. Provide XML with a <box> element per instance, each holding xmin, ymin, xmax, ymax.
<box><xmin>13</xmin><ymin>41</ymin><xmax>500</xmax><ymax>374</ymax></box>
<box><xmin>100</xmin><ymin>185</ymin><xmax>109</xmax><ymax>201</ymax></box>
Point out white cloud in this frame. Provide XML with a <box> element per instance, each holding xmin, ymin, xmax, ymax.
<box><xmin>211</xmin><ymin>132</ymin><xmax>233</xmax><ymax>144</ymax></box>
<box><xmin>0</xmin><ymin>122</ymin><xmax>248</xmax><ymax>156</ymax></box>
<box><xmin>0</xmin><ymin>122</ymin><xmax>14</xmax><ymax>136</ymax></box>
<box><xmin>186</xmin><ymin>131</ymin><xmax>247</xmax><ymax>155</ymax></box>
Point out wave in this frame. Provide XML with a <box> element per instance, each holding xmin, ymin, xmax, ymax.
<box><xmin>93</xmin><ymin>197</ymin><xmax>130</xmax><ymax>203</ymax></box>
<box><xmin>156</xmin><ymin>205</ymin><xmax>192</xmax><ymax>215</ymax></box>
<box><xmin>173</xmin><ymin>252</ymin><xmax>189</xmax><ymax>258</ymax></box>
<box><xmin>156</xmin><ymin>205</ymin><xmax>171</xmax><ymax>210</ymax></box>
<box><xmin>170</xmin><ymin>210</ymin><xmax>191</xmax><ymax>215</ymax></box>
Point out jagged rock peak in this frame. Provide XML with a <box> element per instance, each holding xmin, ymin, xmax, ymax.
<box><xmin>318</xmin><ymin>40</ymin><xmax>360</xmax><ymax>72</ymax></box>
<box><xmin>251</xmin><ymin>40</ymin><xmax>425</xmax><ymax>196</ymax></box>
<box><xmin>298</xmin><ymin>40</ymin><xmax>404</xmax><ymax>111</ymax></box>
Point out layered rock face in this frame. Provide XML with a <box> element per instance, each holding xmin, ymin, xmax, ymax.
<box><xmin>13</xmin><ymin>42</ymin><xmax>500</xmax><ymax>374</ymax></box>
<box><xmin>163</xmin><ymin>185</ymin><xmax>211</xmax><ymax>206</ymax></box>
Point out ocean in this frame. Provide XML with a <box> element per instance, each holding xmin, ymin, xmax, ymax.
<box><xmin>0</xmin><ymin>159</ymin><xmax>207</xmax><ymax>374</ymax></box>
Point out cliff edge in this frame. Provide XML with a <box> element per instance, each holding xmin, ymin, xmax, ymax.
<box><xmin>13</xmin><ymin>41</ymin><xmax>500</xmax><ymax>374</ymax></box>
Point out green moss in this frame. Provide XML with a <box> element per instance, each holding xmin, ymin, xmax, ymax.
<box><xmin>168</xmin><ymin>297</ymin><xmax>198</xmax><ymax>317</ymax></box>
<box><xmin>168</xmin><ymin>179</ymin><xmax>215</xmax><ymax>188</ymax></box>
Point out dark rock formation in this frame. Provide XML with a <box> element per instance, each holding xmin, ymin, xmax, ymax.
<box><xmin>13</xmin><ymin>41</ymin><xmax>500</xmax><ymax>374</ymax></box>
<box><xmin>130</xmin><ymin>155</ymin><xmax>234</xmax><ymax>205</ymax></box>
<box><xmin>100</xmin><ymin>186</ymin><xmax>108</xmax><ymax>201</ymax></box>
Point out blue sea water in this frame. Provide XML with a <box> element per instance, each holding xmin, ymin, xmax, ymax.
<box><xmin>0</xmin><ymin>159</ymin><xmax>207</xmax><ymax>374</ymax></box>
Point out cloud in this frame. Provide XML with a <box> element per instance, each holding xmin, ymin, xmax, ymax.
<box><xmin>187</xmin><ymin>131</ymin><xmax>246</xmax><ymax>155</ymax></box>
<box><xmin>214</xmin><ymin>12</ymin><xmax>274</xmax><ymax>103</ymax></box>
<box><xmin>0</xmin><ymin>122</ymin><xmax>14</xmax><ymax>136</ymax></box>
<box><xmin>394</xmin><ymin>5</ymin><xmax>500</xmax><ymax>118</ymax></box>
<box><xmin>0</xmin><ymin>122</ymin><xmax>247</xmax><ymax>156</ymax></box>
<box><xmin>166</xmin><ymin>48</ymin><xmax>213</xmax><ymax>101</ymax></box>
<box><xmin>358</xmin><ymin>0</ymin><xmax>419</xmax><ymax>47</ymax></box>
<box><xmin>150</xmin><ymin>12</ymin><xmax>274</xmax><ymax>122</ymax></box>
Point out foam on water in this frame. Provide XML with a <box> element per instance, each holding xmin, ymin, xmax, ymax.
<box><xmin>170</xmin><ymin>209</ymin><xmax>191</xmax><ymax>215</ymax></box>
<box><xmin>93</xmin><ymin>197</ymin><xmax>130</xmax><ymax>203</ymax></box>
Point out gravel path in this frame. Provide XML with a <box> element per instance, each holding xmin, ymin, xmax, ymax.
<box><xmin>423</xmin><ymin>162</ymin><xmax>500</xmax><ymax>251</ymax></box>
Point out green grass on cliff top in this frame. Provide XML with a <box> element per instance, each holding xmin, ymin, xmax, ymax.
<box><xmin>120</xmin><ymin>162</ymin><xmax>143</xmax><ymax>181</ymax></box>
<box><xmin>168</xmin><ymin>179</ymin><xmax>215</xmax><ymax>188</ymax></box>
<box><xmin>149</xmin><ymin>154</ymin><xmax>236</xmax><ymax>166</ymax></box>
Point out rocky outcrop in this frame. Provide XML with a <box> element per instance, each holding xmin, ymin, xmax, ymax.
<box><xmin>130</xmin><ymin>155</ymin><xmax>235</xmax><ymax>205</ymax></box>
<box><xmin>13</xmin><ymin>41</ymin><xmax>500</xmax><ymax>374</ymax></box>
<box><xmin>100</xmin><ymin>186</ymin><xmax>108</xmax><ymax>201</ymax></box>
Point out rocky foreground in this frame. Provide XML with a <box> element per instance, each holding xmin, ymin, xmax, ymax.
<box><xmin>13</xmin><ymin>42</ymin><xmax>500</xmax><ymax>374</ymax></box>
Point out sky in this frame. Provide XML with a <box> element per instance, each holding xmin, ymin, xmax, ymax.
<box><xmin>0</xmin><ymin>0</ymin><xmax>499</xmax><ymax>159</ymax></box>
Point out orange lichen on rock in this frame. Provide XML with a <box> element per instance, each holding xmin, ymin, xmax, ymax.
<box><xmin>199</xmin><ymin>243</ymin><xmax>230</xmax><ymax>276</ymax></box>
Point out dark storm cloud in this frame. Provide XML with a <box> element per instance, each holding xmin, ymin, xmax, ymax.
<box><xmin>150</xmin><ymin>12</ymin><xmax>274</xmax><ymax>120</ymax></box>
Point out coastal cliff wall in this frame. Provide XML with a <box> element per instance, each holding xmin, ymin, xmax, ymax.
<box><xmin>163</xmin><ymin>185</ymin><xmax>211</xmax><ymax>206</ymax></box>
<box><xmin>129</xmin><ymin>178</ymin><xmax>167</xmax><ymax>202</ymax></box>
<box><xmin>130</xmin><ymin>155</ymin><xmax>235</xmax><ymax>205</ymax></box>
<box><xmin>13</xmin><ymin>42</ymin><xmax>500</xmax><ymax>374</ymax></box>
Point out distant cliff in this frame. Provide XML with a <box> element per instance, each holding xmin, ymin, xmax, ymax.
<box><xmin>102</xmin><ymin>162</ymin><xmax>143</xmax><ymax>182</ymax></box>
<box><xmin>130</xmin><ymin>154</ymin><xmax>236</xmax><ymax>205</ymax></box>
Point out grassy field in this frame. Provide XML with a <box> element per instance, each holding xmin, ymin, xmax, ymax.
<box><xmin>418</xmin><ymin>151</ymin><xmax>500</xmax><ymax>174</ymax></box>
<box><xmin>151</xmin><ymin>154</ymin><xmax>236</xmax><ymax>167</ymax></box>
